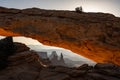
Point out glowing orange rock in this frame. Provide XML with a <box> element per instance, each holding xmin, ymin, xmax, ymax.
<box><xmin>0</xmin><ymin>7</ymin><xmax>120</xmax><ymax>65</ymax></box>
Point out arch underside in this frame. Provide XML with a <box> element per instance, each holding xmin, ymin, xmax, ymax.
<box><xmin>0</xmin><ymin>7</ymin><xmax>120</xmax><ymax>65</ymax></box>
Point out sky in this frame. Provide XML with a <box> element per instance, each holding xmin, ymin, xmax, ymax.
<box><xmin>0</xmin><ymin>36</ymin><xmax>97</xmax><ymax>63</ymax></box>
<box><xmin>1</xmin><ymin>0</ymin><xmax>118</xmax><ymax>61</ymax></box>
<box><xmin>0</xmin><ymin>0</ymin><xmax>119</xmax><ymax>45</ymax></box>
<box><xmin>0</xmin><ymin>0</ymin><xmax>120</xmax><ymax>17</ymax></box>
<box><xmin>0</xmin><ymin>36</ymin><xmax>61</xmax><ymax>48</ymax></box>
<box><xmin>0</xmin><ymin>0</ymin><xmax>119</xmax><ymax>46</ymax></box>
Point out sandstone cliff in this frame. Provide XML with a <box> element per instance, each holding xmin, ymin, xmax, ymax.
<box><xmin>0</xmin><ymin>37</ymin><xmax>120</xmax><ymax>80</ymax></box>
<box><xmin>0</xmin><ymin>7</ymin><xmax>120</xmax><ymax>65</ymax></box>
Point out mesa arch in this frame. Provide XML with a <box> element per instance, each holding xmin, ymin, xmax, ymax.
<box><xmin>0</xmin><ymin>7</ymin><xmax>120</xmax><ymax>65</ymax></box>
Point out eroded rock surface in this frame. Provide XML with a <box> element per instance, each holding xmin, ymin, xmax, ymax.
<box><xmin>0</xmin><ymin>36</ymin><xmax>14</xmax><ymax>69</ymax></box>
<box><xmin>0</xmin><ymin>7</ymin><xmax>120</xmax><ymax>65</ymax></box>
<box><xmin>0</xmin><ymin>37</ymin><xmax>120</xmax><ymax>80</ymax></box>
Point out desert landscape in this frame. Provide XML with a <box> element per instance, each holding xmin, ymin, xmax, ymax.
<box><xmin>0</xmin><ymin>0</ymin><xmax>120</xmax><ymax>80</ymax></box>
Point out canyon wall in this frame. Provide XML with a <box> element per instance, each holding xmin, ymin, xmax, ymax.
<box><xmin>0</xmin><ymin>7</ymin><xmax>120</xmax><ymax>65</ymax></box>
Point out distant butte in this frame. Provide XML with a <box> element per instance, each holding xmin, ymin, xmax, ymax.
<box><xmin>0</xmin><ymin>7</ymin><xmax>120</xmax><ymax>65</ymax></box>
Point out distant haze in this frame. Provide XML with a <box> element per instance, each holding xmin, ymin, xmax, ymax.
<box><xmin>0</xmin><ymin>0</ymin><xmax>120</xmax><ymax>17</ymax></box>
<box><xmin>28</xmin><ymin>45</ymin><xmax>96</xmax><ymax>64</ymax></box>
<box><xmin>0</xmin><ymin>0</ymin><xmax>119</xmax><ymax>64</ymax></box>
<box><xmin>0</xmin><ymin>36</ymin><xmax>61</xmax><ymax>49</ymax></box>
<box><xmin>0</xmin><ymin>36</ymin><xmax>96</xmax><ymax>63</ymax></box>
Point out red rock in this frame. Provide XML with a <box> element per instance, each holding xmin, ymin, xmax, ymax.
<box><xmin>1</xmin><ymin>37</ymin><xmax>119</xmax><ymax>80</ymax></box>
<box><xmin>0</xmin><ymin>7</ymin><xmax>120</xmax><ymax>65</ymax></box>
<box><xmin>0</xmin><ymin>50</ymin><xmax>43</xmax><ymax>80</ymax></box>
<box><xmin>0</xmin><ymin>51</ymin><xmax>120</xmax><ymax>80</ymax></box>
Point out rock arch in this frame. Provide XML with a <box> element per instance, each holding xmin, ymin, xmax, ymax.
<box><xmin>0</xmin><ymin>7</ymin><xmax>120</xmax><ymax>65</ymax></box>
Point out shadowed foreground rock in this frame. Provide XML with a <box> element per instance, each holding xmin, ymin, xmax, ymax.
<box><xmin>1</xmin><ymin>55</ymin><xmax>120</xmax><ymax>80</ymax></box>
<box><xmin>0</xmin><ymin>37</ymin><xmax>120</xmax><ymax>80</ymax></box>
<box><xmin>0</xmin><ymin>36</ymin><xmax>14</xmax><ymax>69</ymax></box>
<box><xmin>0</xmin><ymin>7</ymin><xmax>120</xmax><ymax>65</ymax></box>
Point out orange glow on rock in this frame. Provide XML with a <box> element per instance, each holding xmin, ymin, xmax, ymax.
<box><xmin>0</xmin><ymin>7</ymin><xmax>120</xmax><ymax>66</ymax></box>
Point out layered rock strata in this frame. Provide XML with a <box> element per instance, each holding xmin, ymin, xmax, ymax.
<box><xmin>0</xmin><ymin>37</ymin><xmax>120</xmax><ymax>80</ymax></box>
<box><xmin>0</xmin><ymin>7</ymin><xmax>120</xmax><ymax>65</ymax></box>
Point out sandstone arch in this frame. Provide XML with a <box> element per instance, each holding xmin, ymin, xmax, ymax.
<box><xmin>0</xmin><ymin>7</ymin><xmax>120</xmax><ymax>65</ymax></box>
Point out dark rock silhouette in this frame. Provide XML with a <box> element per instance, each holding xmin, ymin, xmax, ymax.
<box><xmin>49</xmin><ymin>51</ymin><xmax>58</xmax><ymax>60</ymax></box>
<box><xmin>37</xmin><ymin>52</ymin><xmax>51</xmax><ymax>66</ymax></box>
<box><xmin>0</xmin><ymin>36</ymin><xmax>14</xmax><ymax>69</ymax></box>
<box><xmin>37</xmin><ymin>50</ymin><xmax>87</xmax><ymax>67</ymax></box>
<box><xmin>50</xmin><ymin>51</ymin><xmax>59</xmax><ymax>65</ymax></box>
<box><xmin>50</xmin><ymin>51</ymin><xmax>66</xmax><ymax>66</ymax></box>
<box><xmin>59</xmin><ymin>53</ymin><xmax>66</xmax><ymax>66</ymax></box>
<box><xmin>14</xmin><ymin>42</ymin><xmax>30</xmax><ymax>53</ymax></box>
<box><xmin>0</xmin><ymin>36</ymin><xmax>34</xmax><ymax>70</ymax></box>
<box><xmin>0</xmin><ymin>37</ymin><xmax>120</xmax><ymax>80</ymax></box>
<box><xmin>38</xmin><ymin>52</ymin><xmax>48</xmax><ymax>59</ymax></box>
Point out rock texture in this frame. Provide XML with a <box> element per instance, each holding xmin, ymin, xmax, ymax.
<box><xmin>0</xmin><ymin>7</ymin><xmax>120</xmax><ymax>65</ymax></box>
<box><xmin>0</xmin><ymin>37</ymin><xmax>120</xmax><ymax>80</ymax></box>
<box><xmin>0</xmin><ymin>36</ymin><xmax>38</xmax><ymax>69</ymax></box>
<box><xmin>0</xmin><ymin>37</ymin><xmax>42</xmax><ymax>80</ymax></box>
<box><xmin>0</xmin><ymin>51</ymin><xmax>43</xmax><ymax>80</ymax></box>
<box><xmin>50</xmin><ymin>51</ymin><xmax>66</xmax><ymax>66</ymax></box>
<box><xmin>0</xmin><ymin>36</ymin><xmax>14</xmax><ymax>69</ymax></box>
<box><xmin>1</xmin><ymin>58</ymin><xmax>120</xmax><ymax>80</ymax></box>
<box><xmin>14</xmin><ymin>42</ymin><xmax>30</xmax><ymax>53</ymax></box>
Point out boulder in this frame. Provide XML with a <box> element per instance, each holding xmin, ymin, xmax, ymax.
<box><xmin>94</xmin><ymin>63</ymin><xmax>116</xmax><ymax>69</ymax></box>
<box><xmin>0</xmin><ymin>50</ymin><xmax>43</xmax><ymax>80</ymax></box>
<box><xmin>14</xmin><ymin>42</ymin><xmax>30</xmax><ymax>53</ymax></box>
<box><xmin>0</xmin><ymin>36</ymin><xmax>14</xmax><ymax>69</ymax></box>
<box><xmin>77</xmin><ymin>64</ymin><xmax>93</xmax><ymax>70</ymax></box>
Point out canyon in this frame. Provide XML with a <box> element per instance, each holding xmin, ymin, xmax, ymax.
<box><xmin>0</xmin><ymin>7</ymin><xmax>120</xmax><ymax>65</ymax></box>
<box><xmin>0</xmin><ymin>37</ymin><xmax>120</xmax><ymax>80</ymax></box>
